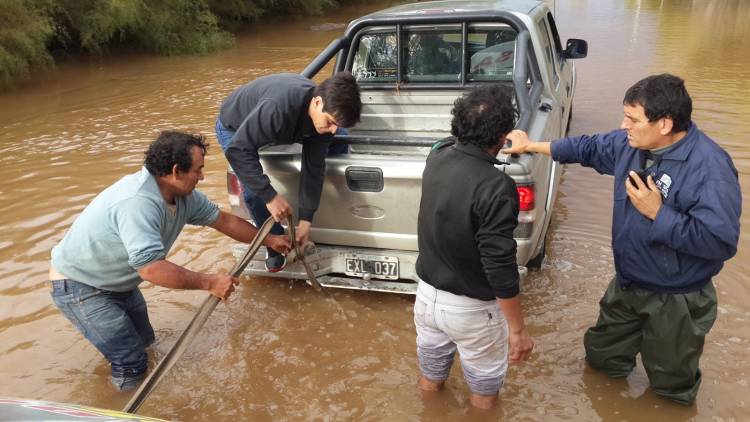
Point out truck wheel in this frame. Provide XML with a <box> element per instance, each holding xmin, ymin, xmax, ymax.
<box><xmin>526</xmin><ymin>231</ymin><xmax>547</xmax><ymax>270</ymax></box>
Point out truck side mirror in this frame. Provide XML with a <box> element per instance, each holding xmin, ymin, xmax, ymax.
<box><xmin>563</xmin><ymin>39</ymin><xmax>588</xmax><ymax>59</ymax></box>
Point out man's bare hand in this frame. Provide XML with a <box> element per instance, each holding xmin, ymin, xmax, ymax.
<box><xmin>266</xmin><ymin>194</ymin><xmax>292</xmax><ymax>222</ymax></box>
<box><xmin>208</xmin><ymin>274</ymin><xmax>240</xmax><ymax>301</ymax></box>
<box><xmin>296</xmin><ymin>220</ymin><xmax>312</xmax><ymax>247</ymax></box>
<box><xmin>508</xmin><ymin>328</ymin><xmax>534</xmax><ymax>363</ymax></box>
<box><xmin>502</xmin><ymin>129</ymin><xmax>532</xmax><ymax>154</ymax></box>
<box><xmin>497</xmin><ymin>296</ymin><xmax>532</xmax><ymax>363</ymax></box>
<box><xmin>265</xmin><ymin>234</ymin><xmax>290</xmax><ymax>254</ymax></box>
<box><xmin>625</xmin><ymin>172</ymin><xmax>662</xmax><ymax>220</ymax></box>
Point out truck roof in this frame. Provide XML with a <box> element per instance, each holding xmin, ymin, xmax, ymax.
<box><xmin>363</xmin><ymin>0</ymin><xmax>544</xmax><ymax>18</ymax></box>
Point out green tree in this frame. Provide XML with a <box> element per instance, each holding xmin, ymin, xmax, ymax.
<box><xmin>0</xmin><ymin>0</ymin><xmax>52</xmax><ymax>89</ymax></box>
<box><xmin>0</xmin><ymin>0</ymin><xmax>343</xmax><ymax>89</ymax></box>
<box><xmin>48</xmin><ymin>0</ymin><xmax>231</xmax><ymax>54</ymax></box>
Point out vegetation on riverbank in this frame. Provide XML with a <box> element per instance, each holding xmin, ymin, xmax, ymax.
<box><xmin>0</xmin><ymin>0</ymin><xmax>338</xmax><ymax>90</ymax></box>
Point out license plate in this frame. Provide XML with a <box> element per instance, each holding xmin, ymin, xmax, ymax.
<box><xmin>344</xmin><ymin>254</ymin><xmax>399</xmax><ymax>280</ymax></box>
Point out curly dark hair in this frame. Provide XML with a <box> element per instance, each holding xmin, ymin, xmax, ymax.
<box><xmin>144</xmin><ymin>131</ymin><xmax>208</xmax><ymax>177</ymax></box>
<box><xmin>623</xmin><ymin>73</ymin><xmax>692</xmax><ymax>133</ymax></box>
<box><xmin>451</xmin><ymin>84</ymin><xmax>517</xmax><ymax>150</ymax></box>
<box><xmin>314</xmin><ymin>71</ymin><xmax>362</xmax><ymax>128</ymax></box>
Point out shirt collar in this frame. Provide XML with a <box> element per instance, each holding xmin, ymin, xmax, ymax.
<box><xmin>139</xmin><ymin>166</ymin><xmax>153</xmax><ymax>181</ymax></box>
<box><xmin>453</xmin><ymin>141</ymin><xmax>504</xmax><ymax>165</ymax></box>
<box><xmin>658</xmin><ymin>122</ymin><xmax>698</xmax><ymax>162</ymax></box>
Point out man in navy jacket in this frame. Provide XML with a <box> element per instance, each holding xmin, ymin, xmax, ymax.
<box><xmin>503</xmin><ymin>74</ymin><xmax>741</xmax><ymax>405</ymax></box>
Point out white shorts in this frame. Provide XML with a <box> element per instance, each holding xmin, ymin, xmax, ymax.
<box><xmin>414</xmin><ymin>279</ymin><xmax>509</xmax><ymax>395</ymax></box>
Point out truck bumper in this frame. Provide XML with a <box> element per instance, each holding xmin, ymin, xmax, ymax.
<box><xmin>232</xmin><ymin>244</ymin><xmax>529</xmax><ymax>295</ymax></box>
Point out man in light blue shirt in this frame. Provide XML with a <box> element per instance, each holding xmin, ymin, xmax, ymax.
<box><xmin>49</xmin><ymin>131</ymin><xmax>289</xmax><ymax>391</ymax></box>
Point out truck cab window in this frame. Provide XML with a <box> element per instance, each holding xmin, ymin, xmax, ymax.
<box><xmin>352</xmin><ymin>24</ymin><xmax>518</xmax><ymax>84</ymax></box>
<box><xmin>352</xmin><ymin>31</ymin><xmax>398</xmax><ymax>83</ymax></box>
<box><xmin>402</xmin><ymin>29</ymin><xmax>462</xmax><ymax>82</ymax></box>
<box><xmin>538</xmin><ymin>18</ymin><xmax>559</xmax><ymax>87</ymax></box>
<box><xmin>546</xmin><ymin>12</ymin><xmax>564</xmax><ymax>53</ymax></box>
<box><xmin>467</xmin><ymin>26</ymin><xmax>517</xmax><ymax>82</ymax></box>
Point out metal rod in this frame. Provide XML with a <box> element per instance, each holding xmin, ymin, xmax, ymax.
<box><xmin>123</xmin><ymin>217</ymin><xmax>277</xmax><ymax>414</ymax></box>
<box><xmin>396</xmin><ymin>24</ymin><xmax>402</xmax><ymax>84</ymax></box>
<box><xmin>301</xmin><ymin>37</ymin><xmax>347</xmax><ymax>79</ymax></box>
<box><xmin>331</xmin><ymin>134</ymin><xmax>437</xmax><ymax>147</ymax></box>
<box><xmin>461</xmin><ymin>22</ymin><xmax>468</xmax><ymax>86</ymax></box>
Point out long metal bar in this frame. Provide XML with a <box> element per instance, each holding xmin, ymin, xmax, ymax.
<box><xmin>330</xmin><ymin>134</ymin><xmax>437</xmax><ymax>147</ymax></box>
<box><xmin>396</xmin><ymin>24</ymin><xmax>403</xmax><ymax>84</ymax></box>
<box><xmin>123</xmin><ymin>217</ymin><xmax>276</xmax><ymax>414</ymax></box>
<box><xmin>461</xmin><ymin>22</ymin><xmax>468</xmax><ymax>86</ymax></box>
<box><xmin>301</xmin><ymin>37</ymin><xmax>348</xmax><ymax>79</ymax></box>
<box><xmin>512</xmin><ymin>30</ymin><xmax>532</xmax><ymax>132</ymax></box>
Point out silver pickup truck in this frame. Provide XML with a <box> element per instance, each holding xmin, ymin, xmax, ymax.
<box><xmin>227</xmin><ymin>0</ymin><xmax>587</xmax><ymax>294</ymax></box>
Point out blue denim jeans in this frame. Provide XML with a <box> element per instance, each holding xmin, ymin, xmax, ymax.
<box><xmin>50</xmin><ymin>279</ymin><xmax>154</xmax><ymax>391</ymax></box>
<box><xmin>215</xmin><ymin>119</ymin><xmax>285</xmax><ymax>256</ymax></box>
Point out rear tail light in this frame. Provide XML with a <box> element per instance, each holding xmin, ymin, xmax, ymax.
<box><xmin>515</xmin><ymin>184</ymin><xmax>535</xmax><ymax>238</ymax></box>
<box><xmin>228</xmin><ymin>172</ymin><xmax>243</xmax><ymax>195</ymax></box>
<box><xmin>227</xmin><ymin>172</ymin><xmax>243</xmax><ymax>207</ymax></box>
<box><xmin>516</xmin><ymin>184</ymin><xmax>535</xmax><ymax>211</ymax></box>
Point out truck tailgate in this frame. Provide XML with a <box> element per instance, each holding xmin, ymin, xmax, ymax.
<box><xmin>260</xmin><ymin>150</ymin><xmax>428</xmax><ymax>251</ymax></box>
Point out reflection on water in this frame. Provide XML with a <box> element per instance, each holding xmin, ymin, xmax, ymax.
<box><xmin>0</xmin><ymin>0</ymin><xmax>748</xmax><ymax>420</ymax></box>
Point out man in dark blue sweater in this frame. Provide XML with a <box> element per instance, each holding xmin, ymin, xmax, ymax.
<box><xmin>415</xmin><ymin>84</ymin><xmax>534</xmax><ymax>410</ymax></box>
<box><xmin>504</xmin><ymin>73</ymin><xmax>741</xmax><ymax>405</ymax></box>
<box><xmin>216</xmin><ymin>72</ymin><xmax>361</xmax><ymax>271</ymax></box>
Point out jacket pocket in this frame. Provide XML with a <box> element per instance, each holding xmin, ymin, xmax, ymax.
<box><xmin>652</xmin><ymin>244</ymin><xmax>681</xmax><ymax>278</ymax></box>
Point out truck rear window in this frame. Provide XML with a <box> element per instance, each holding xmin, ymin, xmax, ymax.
<box><xmin>351</xmin><ymin>25</ymin><xmax>517</xmax><ymax>84</ymax></box>
<box><xmin>352</xmin><ymin>32</ymin><xmax>399</xmax><ymax>82</ymax></box>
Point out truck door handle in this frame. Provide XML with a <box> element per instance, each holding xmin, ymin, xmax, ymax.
<box><xmin>539</xmin><ymin>102</ymin><xmax>552</xmax><ymax>112</ymax></box>
<box><xmin>345</xmin><ymin>167</ymin><xmax>383</xmax><ymax>192</ymax></box>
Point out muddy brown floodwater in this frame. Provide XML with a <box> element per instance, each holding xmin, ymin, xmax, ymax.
<box><xmin>1</xmin><ymin>0</ymin><xmax>749</xmax><ymax>420</ymax></box>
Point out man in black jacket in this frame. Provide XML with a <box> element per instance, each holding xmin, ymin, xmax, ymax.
<box><xmin>414</xmin><ymin>85</ymin><xmax>534</xmax><ymax>409</ymax></box>
<box><xmin>215</xmin><ymin>72</ymin><xmax>361</xmax><ymax>271</ymax></box>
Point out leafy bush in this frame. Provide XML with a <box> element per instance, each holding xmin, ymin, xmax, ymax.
<box><xmin>0</xmin><ymin>0</ymin><xmax>340</xmax><ymax>89</ymax></box>
<box><xmin>0</xmin><ymin>0</ymin><xmax>52</xmax><ymax>89</ymax></box>
<box><xmin>129</xmin><ymin>0</ymin><xmax>232</xmax><ymax>55</ymax></box>
<box><xmin>47</xmin><ymin>0</ymin><xmax>232</xmax><ymax>54</ymax></box>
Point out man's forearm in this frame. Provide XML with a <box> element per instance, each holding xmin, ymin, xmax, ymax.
<box><xmin>526</xmin><ymin>140</ymin><xmax>553</xmax><ymax>156</ymax></box>
<box><xmin>137</xmin><ymin>259</ymin><xmax>211</xmax><ymax>291</ymax></box>
<box><xmin>211</xmin><ymin>211</ymin><xmax>259</xmax><ymax>243</ymax></box>
<box><xmin>496</xmin><ymin>295</ymin><xmax>526</xmax><ymax>333</ymax></box>
<box><xmin>504</xmin><ymin>130</ymin><xmax>554</xmax><ymax>156</ymax></box>
<box><xmin>211</xmin><ymin>211</ymin><xmax>281</xmax><ymax>250</ymax></box>
<box><xmin>496</xmin><ymin>294</ymin><xmax>534</xmax><ymax>362</ymax></box>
